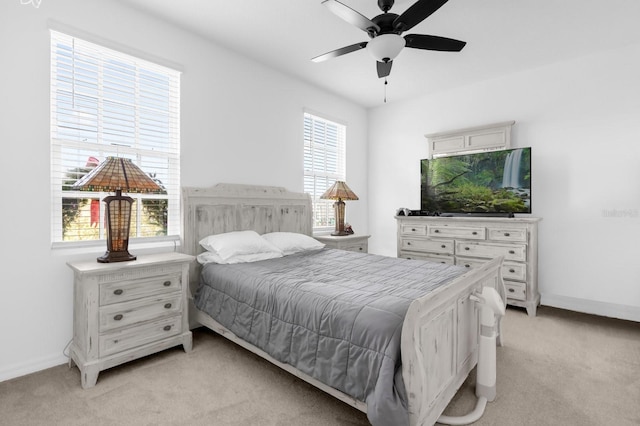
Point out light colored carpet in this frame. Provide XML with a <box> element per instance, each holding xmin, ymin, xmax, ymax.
<box><xmin>1</xmin><ymin>306</ymin><xmax>639</xmax><ymax>426</ymax></box>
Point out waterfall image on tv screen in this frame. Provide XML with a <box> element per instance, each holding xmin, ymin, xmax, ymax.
<box><xmin>421</xmin><ymin>147</ymin><xmax>531</xmax><ymax>214</ymax></box>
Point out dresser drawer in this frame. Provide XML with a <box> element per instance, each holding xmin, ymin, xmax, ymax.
<box><xmin>457</xmin><ymin>258</ymin><xmax>526</xmax><ymax>282</ymax></box>
<box><xmin>455</xmin><ymin>241</ymin><xmax>526</xmax><ymax>262</ymax></box>
<box><xmin>428</xmin><ymin>225</ymin><xmax>486</xmax><ymax>240</ymax></box>
<box><xmin>487</xmin><ymin>227</ymin><xmax>527</xmax><ymax>243</ymax></box>
<box><xmin>400</xmin><ymin>224</ymin><xmax>427</xmax><ymax>236</ymax></box>
<box><xmin>502</xmin><ymin>261</ymin><xmax>526</xmax><ymax>282</ymax></box>
<box><xmin>456</xmin><ymin>257</ymin><xmax>486</xmax><ymax>269</ymax></box>
<box><xmin>401</xmin><ymin>238</ymin><xmax>454</xmax><ymax>255</ymax></box>
<box><xmin>99</xmin><ymin>315</ymin><xmax>182</xmax><ymax>357</ymax></box>
<box><xmin>399</xmin><ymin>252</ymin><xmax>454</xmax><ymax>265</ymax></box>
<box><xmin>100</xmin><ymin>274</ymin><xmax>181</xmax><ymax>305</ymax></box>
<box><xmin>99</xmin><ymin>293</ymin><xmax>182</xmax><ymax>332</ymax></box>
<box><xmin>505</xmin><ymin>281</ymin><xmax>526</xmax><ymax>301</ymax></box>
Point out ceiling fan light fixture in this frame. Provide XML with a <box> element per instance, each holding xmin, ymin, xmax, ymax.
<box><xmin>367</xmin><ymin>34</ymin><xmax>406</xmax><ymax>62</ymax></box>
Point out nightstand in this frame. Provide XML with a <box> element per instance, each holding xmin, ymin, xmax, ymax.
<box><xmin>67</xmin><ymin>252</ymin><xmax>195</xmax><ymax>388</ymax></box>
<box><xmin>314</xmin><ymin>234</ymin><xmax>370</xmax><ymax>253</ymax></box>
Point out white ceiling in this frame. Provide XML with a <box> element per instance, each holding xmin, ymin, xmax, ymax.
<box><xmin>116</xmin><ymin>0</ymin><xmax>640</xmax><ymax>108</ymax></box>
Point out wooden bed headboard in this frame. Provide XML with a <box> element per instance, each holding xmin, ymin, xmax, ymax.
<box><xmin>181</xmin><ymin>183</ymin><xmax>313</xmax><ymax>293</ymax></box>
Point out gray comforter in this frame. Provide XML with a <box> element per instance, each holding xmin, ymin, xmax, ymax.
<box><xmin>194</xmin><ymin>248</ymin><xmax>466</xmax><ymax>426</ymax></box>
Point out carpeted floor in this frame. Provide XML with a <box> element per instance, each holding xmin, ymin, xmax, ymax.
<box><xmin>1</xmin><ymin>306</ymin><xmax>639</xmax><ymax>425</ymax></box>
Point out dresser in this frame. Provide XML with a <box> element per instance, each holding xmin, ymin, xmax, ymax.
<box><xmin>396</xmin><ymin>216</ymin><xmax>541</xmax><ymax>316</ymax></box>
<box><xmin>314</xmin><ymin>234</ymin><xmax>370</xmax><ymax>253</ymax></box>
<box><xmin>67</xmin><ymin>252</ymin><xmax>195</xmax><ymax>388</ymax></box>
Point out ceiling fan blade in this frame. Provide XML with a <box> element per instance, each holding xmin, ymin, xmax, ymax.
<box><xmin>404</xmin><ymin>34</ymin><xmax>466</xmax><ymax>51</ymax></box>
<box><xmin>322</xmin><ymin>0</ymin><xmax>380</xmax><ymax>34</ymax></box>
<box><xmin>312</xmin><ymin>42</ymin><xmax>368</xmax><ymax>63</ymax></box>
<box><xmin>394</xmin><ymin>0</ymin><xmax>449</xmax><ymax>32</ymax></box>
<box><xmin>377</xmin><ymin>61</ymin><xmax>392</xmax><ymax>78</ymax></box>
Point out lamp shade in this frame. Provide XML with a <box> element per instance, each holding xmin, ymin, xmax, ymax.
<box><xmin>367</xmin><ymin>34</ymin><xmax>406</xmax><ymax>63</ymax></box>
<box><xmin>72</xmin><ymin>157</ymin><xmax>163</xmax><ymax>194</ymax></box>
<box><xmin>320</xmin><ymin>181</ymin><xmax>359</xmax><ymax>201</ymax></box>
<box><xmin>72</xmin><ymin>157</ymin><xmax>163</xmax><ymax>263</ymax></box>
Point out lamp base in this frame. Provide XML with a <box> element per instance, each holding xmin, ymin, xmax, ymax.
<box><xmin>330</xmin><ymin>231</ymin><xmax>350</xmax><ymax>236</ymax></box>
<box><xmin>97</xmin><ymin>250</ymin><xmax>137</xmax><ymax>263</ymax></box>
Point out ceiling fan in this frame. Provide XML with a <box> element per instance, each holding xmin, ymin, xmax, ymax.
<box><xmin>312</xmin><ymin>0</ymin><xmax>466</xmax><ymax>78</ymax></box>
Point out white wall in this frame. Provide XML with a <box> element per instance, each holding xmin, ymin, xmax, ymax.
<box><xmin>0</xmin><ymin>0</ymin><xmax>367</xmax><ymax>381</ymax></box>
<box><xmin>368</xmin><ymin>43</ymin><xmax>640</xmax><ymax>322</ymax></box>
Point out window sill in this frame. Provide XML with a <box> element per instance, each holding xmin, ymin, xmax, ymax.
<box><xmin>51</xmin><ymin>236</ymin><xmax>181</xmax><ymax>257</ymax></box>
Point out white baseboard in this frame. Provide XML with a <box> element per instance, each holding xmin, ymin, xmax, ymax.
<box><xmin>541</xmin><ymin>293</ymin><xmax>640</xmax><ymax>322</ymax></box>
<box><xmin>0</xmin><ymin>353</ymin><xmax>68</xmax><ymax>383</ymax></box>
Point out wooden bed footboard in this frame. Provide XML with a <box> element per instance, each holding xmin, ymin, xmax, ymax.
<box><xmin>401</xmin><ymin>256</ymin><xmax>505</xmax><ymax>426</ymax></box>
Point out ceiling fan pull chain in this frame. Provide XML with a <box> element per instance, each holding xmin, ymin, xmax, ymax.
<box><xmin>384</xmin><ymin>78</ymin><xmax>388</xmax><ymax>103</ymax></box>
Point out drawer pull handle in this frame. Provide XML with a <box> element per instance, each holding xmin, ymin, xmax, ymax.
<box><xmin>113</xmin><ymin>289</ymin><xmax>123</xmax><ymax>295</ymax></box>
<box><xmin>464</xmin><ymin>247</ymin><xmax>470</xmax><ymax>251</ymax></box>
<box><xmin>114</xmin><ymin>314</ymin><xmax>123</xmax><ymax>321</ymax></box>
<box><xmin>509</xmin><ymin>250</ymin><xmax>515</xmax><ymax>254</ymax></box>
<box><xmin>504</xmin><ymin>232</ymin><xmax>511</xmax><ymax>236</ymax></box>
<box><xmin>508</xmin><ymin>288</ymin><xmax>515</xmax><ymax>293</ymax></box>
<box><xmin>441</xmin><ymin>245</ymin><xmax>446</xmax><ymax>249</ymax></box>
<box><xmin>472</xmin><ymin>231</ymin><xmax>478</xmax><ymax>235</ymax></box>
<box><xmin>407</xmin><ymin>242</ymin><xmax>411</xmax><ymax>245</ymax></box>
<box><xmin>164</xmin><ymin>303</ymin><xmax>172</xmax><ymax>309</ymax></box>
<box><xmin>434</xmin><ymin>229</ymin><xmax>440</xmax><ymax>233</ymax></box>
<box><xmin>163</xmin><ymin>281</ymin><xmax>171</xmax><ymax>287</ymax></box>
<box><xmin>464</xmin><ymin>264</ymin><xmax>471</xmax><ymax>268</ymax></box>
<box><xmin>358</xmin><ymin>247</ymin><xmax>363</xmax><ymax>251</ymax></box>
<box><xmin>509</xmin><ymin>268</ymin><xmax>516</xmax><ymax>273</ymax></box>
<box><xmin>163</xmin><ymin>325</ymin><xmax>172</xmax><ymax>331</ymax></box>
<box><xmin>411</xmin><ymin>228</ymin><xmax>416</xmax><ymax>231</ymax></box>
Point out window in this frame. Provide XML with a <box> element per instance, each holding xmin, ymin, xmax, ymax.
<box><xmin>303</xmin><ymin>112</ymin><xmax>346</xmax><ymax>232</ymax></box>
<box><xmin>50</xmin><ymin>31</ymin><xmax>181</xmax><ymax>245</ymax></box>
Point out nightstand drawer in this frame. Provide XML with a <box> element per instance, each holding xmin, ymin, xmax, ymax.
<box><xmin>100</xmin><ymin>274</ymin><xmax>181</xmax><ymax>305</ymax></box>
<box><xmin>99</xmin><ymin>315</ymin><xmax>182</xmax><ymax>357</ymax></box>
<box><xmin>99</xmin><ymin>293</ymin><xmax>182</xmax><ymax>331</ymax></box>
<box><xmin>341</xmin><ymin>243</ymin><xmax>367</xmax><ymax>252</ymax></box>
<box><xmin>314</xmin><ymin>234</ymin><xmax>370</xmax><ymax>253</ymax></box>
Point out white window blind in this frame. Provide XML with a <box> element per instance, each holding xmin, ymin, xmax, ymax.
<box><xmin>50</xmin><ymin>30</ymin><xmax>181</xmax><ymax>244</ymax></box>
<box><xmin>303</xmin><ymin>112</ymin><xmax>346</xmax><ymax>231</ymax></box>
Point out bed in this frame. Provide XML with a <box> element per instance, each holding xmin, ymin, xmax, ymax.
<box><xmin>181</xmin><ymin>183</ymin><xmax>505</xmax><ymax>426</ymax></box>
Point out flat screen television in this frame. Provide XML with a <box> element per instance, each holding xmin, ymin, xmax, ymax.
<box><xmin>421</xmin><ymin>147</ymin><xmax>531</xmax><ymax>215</ymax></box>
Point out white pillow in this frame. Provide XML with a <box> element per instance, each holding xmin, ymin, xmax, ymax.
<box><xmin>261</xmin><ymin>232</ymin><xmax>325</xmax><ymax>256</ymax></box>
<box><xmin>199</xmin><ymin>230</ymin><xmax>283</xmax><ymax>261</ymax></box>
<box><xmin>197</xmin><ymin>250</ymin><xmax>282</xmax><ymax>265</ymax></box>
